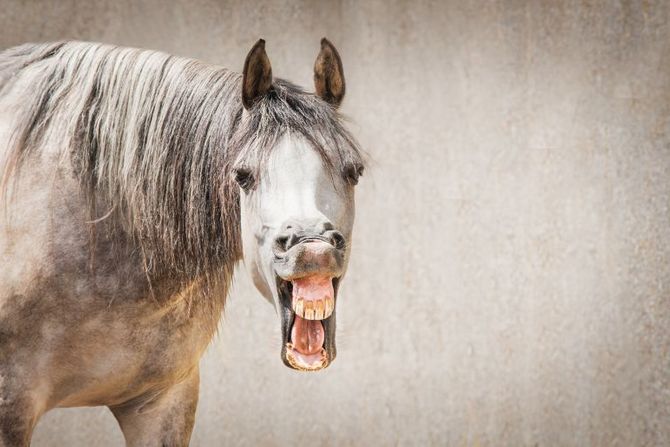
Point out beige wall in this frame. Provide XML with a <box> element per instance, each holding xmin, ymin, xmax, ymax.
<box><xmin>2</xmin><ymin>1</ymin><xmax>669</xmax><ymax>445</ymax></box>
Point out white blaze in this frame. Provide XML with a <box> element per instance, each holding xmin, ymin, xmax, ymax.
<box><xmin>239</xmin><ymin>134</ymin><xmax>355</xmax><ymax>308</ymax></box>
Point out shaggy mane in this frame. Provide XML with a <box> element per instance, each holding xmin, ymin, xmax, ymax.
<box><xmin>0</xmin><ymin>41</ymin><xmax>364</xmax><ymax>285</ymax></box>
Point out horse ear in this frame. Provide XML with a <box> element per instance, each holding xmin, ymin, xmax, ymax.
<box><xmin>242</xmin><ymin>39</ymin><xmax>273</xmax><ymax>109</ymax></box>
<box><xmin>314</xmin><ymin>38</ymin><xmax>345</xmax><ymax>107</ymax></box>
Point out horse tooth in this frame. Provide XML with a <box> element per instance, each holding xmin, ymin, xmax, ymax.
<box><xmin>305</xmin><ymin>301</ymin><xmax>315</xmax><ymax>320</ymax></box>
<box><xmin>324</xmin><ymin>297</ymin><xmax>334</xmax><ymax>318</ymax></box>
<box><xmin>315</xmin><ymin>300</ymin><xmax>324</xmax><ymax>320</ymax></box>
<box><xmin>294</xmin><ymin>298</ymin><xmax>304</xmax><ymax>317</ymax></box>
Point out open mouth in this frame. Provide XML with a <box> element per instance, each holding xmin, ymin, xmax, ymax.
<box><xmin>278</xmin><ymin>275</ymin><xmax>338</xmax><ymax>371</ymax></box>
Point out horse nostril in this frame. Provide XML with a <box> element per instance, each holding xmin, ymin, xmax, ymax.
<box><xmin>273</xmin><ymin>234</ymin><xmax>290</xmax><ymax>253</ymax></box>
<box><xmin>274</xmin><ymin>231</ymin><xmax>302</xmax><ymax>254</ymax></box>
<box><xmin>330</xmin><ymin>231</ymin><xmax>346</xmax><ymax>250</ymax></box>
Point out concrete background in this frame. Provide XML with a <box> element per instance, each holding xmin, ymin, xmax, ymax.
<box><xmin>1</xmin><ymin>1</ymin><xmax>669</xmax><ymax>445</ymax></box>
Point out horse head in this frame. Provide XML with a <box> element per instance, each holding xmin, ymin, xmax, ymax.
<box><xmin>232</xmin><ymin>39</ymin><xmax>363</xmax><ymax>371</ymax></box>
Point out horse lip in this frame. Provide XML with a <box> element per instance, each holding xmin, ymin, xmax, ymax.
<box><xmin>273</xmin><ymin>241</ymin><xmax>345</xmax><ymax>281</ymax></box>
<box><xmin>272</xmin><ymin>235</ymin><xmax>334</xmax><ymax>258</ymax></box>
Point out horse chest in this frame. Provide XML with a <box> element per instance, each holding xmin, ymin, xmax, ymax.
<box><xmin>53</xmin><ymin>294</ymin><xmax>217</xmax><ymax>408</ymax></box>
<box><xmin>1</xmin><ymin>250</ymin><xmax>219</xmax><ymax>409</ymax></box>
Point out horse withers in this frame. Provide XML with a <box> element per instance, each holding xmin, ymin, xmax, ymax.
<box><xmin>0</xmin><ymin>38</ymin><xmax>363</xmax><ymax>446</ymax></box>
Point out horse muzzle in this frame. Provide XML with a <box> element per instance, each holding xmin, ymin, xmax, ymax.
<box><xmin>273</xmin><ymin>239</ymin><xmax>345</xmax><ymax>281</ymax></box>
<box><xmin>273</xmin><ymin>235</ymin><xmax>346</xmax><ymax>371</ymax></box>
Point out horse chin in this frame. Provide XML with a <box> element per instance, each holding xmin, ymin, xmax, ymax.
<box><xmin>277</xmin><ymin>276</ymin><xmax>338</xmax><ymax>371</ymax></box>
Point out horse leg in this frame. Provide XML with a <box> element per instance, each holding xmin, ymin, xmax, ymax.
<box><xmin>0</xmin><ymin>407</ymin><xmax>36</xmax><ymax>447</ymax></box>
<box><xmin>0</xmin><ymin>389</ymin><xmax>42</xmax><ymax>447</ymax></box>
<box><xmin>110</xmin><ymin>368</ymin><xmax>200</xmax><ymax>447</ymax></box>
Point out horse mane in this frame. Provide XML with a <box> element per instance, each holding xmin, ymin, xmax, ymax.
<box><xmin>0</xmin><ymin>41</ymin><xmax>364</xmax><ymax>286</ymax></box>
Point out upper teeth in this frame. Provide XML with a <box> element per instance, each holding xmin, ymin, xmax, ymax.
<box><xmin>293</xmin><ymin>296</ymin><xmax>334</xmax><ymax>320</ymax></box>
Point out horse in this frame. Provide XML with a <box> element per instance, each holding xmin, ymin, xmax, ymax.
<box><xmin>0</xmin><ymin>38</ymin><xmax>364</xmax><ymax>446</ymax></box>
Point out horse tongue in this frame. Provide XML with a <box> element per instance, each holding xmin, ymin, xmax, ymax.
<box><xmin>291</xmin><ymin>316</ymin><xmax>324</xmax><ymax>355</ymax></box>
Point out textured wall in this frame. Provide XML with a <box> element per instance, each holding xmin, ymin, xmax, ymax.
<box><xmin>1</xmin><ymin>1</ymin><xmax>669</xmax><ymax>445</ymax></box>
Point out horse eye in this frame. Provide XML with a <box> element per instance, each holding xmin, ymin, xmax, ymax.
<box><xmin>234</xmin><ymin>168</ymin><xmax>255</xmax><ymax>192</ymax></box>
<box><xmin>344</xmin><ymin>164</ymin><xmax>364</xmax><ymax>186</ymax></box>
